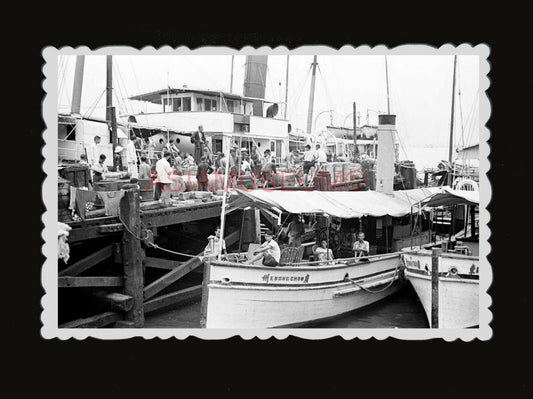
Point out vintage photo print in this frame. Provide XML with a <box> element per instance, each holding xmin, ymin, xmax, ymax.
<box><xmin>41</xmin><ymin>44</ymin><xmax>491</xmax><ymax>340</ymax></box>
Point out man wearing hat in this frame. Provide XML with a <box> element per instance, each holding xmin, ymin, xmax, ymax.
<box><xmin>247</xmin><ymin>230</ymin><xmax>281</xmax><ymax>266</ymax></box>
<box><xmin>114</xmin><ymin>145</ymin><xmax>125</xmax><ymax>171</ymax></box>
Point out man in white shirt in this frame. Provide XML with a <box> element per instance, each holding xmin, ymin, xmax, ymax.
<box><xmin>86</xmin><ymin>135</ymin><xmax>101</xmax><ymax>166</ymax></box>
<box><xmin>315</xmin><ymin>144</ymin><xmax>327</xmax><ymax>170</ymax></box>
<box><xmin>302</xmin><ymin>144</ymin><xmax>316</xmax><ymax>186</ymax></box>
<box><xmin>154</xmin><ymin>151</ymin><xmax>173</xmax><ymax>203</ymax></box>
<box><xmin>247</xmin><ymin>230</ymin><xmax>281</xmax><ymax>266</ymax></box>
<box><xmin>353</xmin><ymin>232</ymin><xmax>370</xmax><ymax>257</ymax></box>
<box><xmin>126</xmin><ymin>134</ymin><xmax>139</xmax><ymax>179</ymax></box>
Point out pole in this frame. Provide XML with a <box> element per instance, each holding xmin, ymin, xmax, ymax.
<box><xmin>106</xmin><ymin>55</ymin><xmax>118</xmax><ymax>167</ymax></box>
<box><xmin>230</xmin><ymin>55</ymin><xmax>234</xmax><ymax>93</ymax></box>
<box><xmin>353</xmin><ymin>102</ymin><xmax>358</xmax><ymax>160</ymax></box>
<box><xmin>71</xmin><ymin>55</ymin><xmax>85</xmax><ymax>114</ymax></box>
<box><xmin>106</xmin><ymin>55</ymin><xmax>113</xmax><ymax>124</ymax></box>
<box><xmin>284</xmin><ymin>55</ymin><xmax>289</xmax><ymax>120</ymax></box>
<box><xmin>306</xmin><ymin>55</ymin><xmax>318</xmax><ymax>134</ymax></box>
<box><xmin>218</xmin><ymin>136</ymin><xmax>231</xmax><ymax>260</ymax></box>
<box><xmin>199</xmin><ymin>256</ymin><xmax>211</xmax><ymax>328</ymax></box>
<box><xmin>385</xmin><ymin>56</ymin><xmax>391</xmax><ymax>114</ymax></box>
<box><xmin>120</xmin><ymin>188</ymin><xmax>144</xmax><ymax>327</ymax></box>
<box><xmin>470</xmin><ymin>204</ymin><xmax>476</xmax><ymax>238</ymax></box>
<box><xmin>448</xmin><ymin>55</ymin><xmax>458</xmax><ymax>185</ymax></box>
<box><xmin>431</xmin><ymin>247</ymin><xmax>442</xmax><ymax>328</ymax></box>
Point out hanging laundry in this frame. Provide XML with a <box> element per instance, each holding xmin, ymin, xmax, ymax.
<box><xmin>97</xmin><ymin>190</ymin><xmax>125</xmax><ymax>216</ymax></box>
<box><xmin>74</xmin><ymin>188</ymin><xmax>97</xmax><ymax>220</ymax></box>
<box><xmin>58</xmin><ymin>222</ymin><xmax>72</xmax><ymax>263</ymax></box>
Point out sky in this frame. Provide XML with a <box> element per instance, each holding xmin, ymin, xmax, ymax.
<box><xmin>57</xmin><ymin>53</ymin><xmax>480</xmax><ymax>163</ymax></box>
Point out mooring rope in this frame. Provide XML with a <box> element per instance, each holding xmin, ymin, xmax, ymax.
<box><xmin>346</xmin><ymin>261</ymin><xmax>401</xmax><ymax>294</ymax></box>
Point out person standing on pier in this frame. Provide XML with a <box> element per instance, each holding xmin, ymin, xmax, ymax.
<box><xmin>138</xmin><ymin>156</ymin><xmax>152</xmax><ymax>180</ymax></box>
<box><xmin>126</xmin><ymin>133</ymin><xmax>139</xmax><ymax>179</ymax></box>
<box><xmin>302</xmin><ymin>144</ymin><xmax>316</xmax><ymax>186</ymax></box>
<box><xmin>154</xmin><ymin>151</ymin><xmax>173</xmax><ymax>203</ymax></box>
<box><xmin>192</xmin><ymin>125</ymin><xmax>206</xmax><ymax>164</ymax></box>
<box><xmin>353</xmin><ymin>232</ymin><xmax>370</xmax><ymax>257</ymax></box>
<box><xmin>86</xmin><ymin>135</ymin><xmax>101</xmax><ymax>166</ymax></box>
<box><xmin>196</xmin><ymin>155</ymin><xmax>213</xmax><ymax>191</ymax></box>
<box><xmin>315</xmin><ymin>144</ymin><xmax>327</xmax><ymax>170</ymax></box>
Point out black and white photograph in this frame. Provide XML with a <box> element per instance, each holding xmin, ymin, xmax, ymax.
<box><xmin>42</xmin><ymin>45</ymin><xmax>490</xmax><ymax>339</ymax></box>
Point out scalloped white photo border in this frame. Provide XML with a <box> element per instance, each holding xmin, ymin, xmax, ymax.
<box><xmin>41</xmin><ymin>43</ymin><xmax>492</xmax><ymax>340</ymax></box>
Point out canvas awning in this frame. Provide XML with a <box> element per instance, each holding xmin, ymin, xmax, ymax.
<box><xmin>227</xmin><ymin>187</ymin><xmax>443</xmax><ymax>219</ymax></box>
<box><xmin>421</xmin><ymin>187</ymin><xmax>479</xmax><ymax>208</ymax></box>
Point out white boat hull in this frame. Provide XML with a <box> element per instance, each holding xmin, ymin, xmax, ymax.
<box><xmin>403</xmin><ymin>251</ymin><xmax>479</xmax><ymax>328</ymax></box>
<box><xmin>205</xmin><ymin>254</ymin><xmax>405</xmax><ymax>328</ymax></box>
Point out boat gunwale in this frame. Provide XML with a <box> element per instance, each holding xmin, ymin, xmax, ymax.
<box><xmin>404</xmin><ymin>249</ymin><xmax>479</xmax><ymax>261</ymax></box>
<box><xmin>210</xmin><ymin>251</ymin><xmax>404</xmax><ymax>271</ymax></box>
<box><xmin>404</xmin><ymin>268</ymin><xmax>479</xmax><ymax>284</ymax></box>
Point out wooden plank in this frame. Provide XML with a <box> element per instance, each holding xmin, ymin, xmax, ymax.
<box><xmin>84</xmin><ymin>290</ymin><xmax>134</xmax><ymax>312</ymax></box>
<box><xmin>68</xmin><ymin>222</ymin><xmax>123</xmax><ymax>242</ymax></box>
<box><xmin>144</xmin><ymin>285</ymin><xmax>202</xmax><ymax>314</ymax></box>
<box><xmin>121</xmin><ymin>189</ymin><xmax>145</xmax><ymax>327</ymax></box>
<box><xmin>142</xmin><ymin>229</ymin><xmax>240</xmax><ymax>300</ymax></box>
<box><xmin>144</xmin><ymin>257</ymin><xmax>183</xmax><ymax>270</ymax></box>
<box><xmin>58</xmin><ymin>276</ymin><xmax>124</xmax><ymax>288</ymax></box>
<box><xmin>143</xmin><ymin>255</ymin><xmax>203</xmax><ymax>300</ymax></box>
<box><xmin>60</xmin><ymin>311</ymin><xmax>121</xmax><ymax>328</ymax></box>
<box><xmin>141</xmin><ymin>201</ymin><xmax>222</xmax><ymax>228</ymax></box>
<box><xmin>431</xmin><ymin>248</ymin><xmax>442</xmax><ymax>328</ymax></box>
<box><xmin>59</xmin><ymin>244</ymin><xmax>114</xmax><ymax>276</ymax></box>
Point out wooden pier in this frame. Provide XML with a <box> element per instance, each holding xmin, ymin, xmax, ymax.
<box><xmin>58</xmin><ymin>189</ymin><xmax>246</xmax><ymax>328</ymax></box>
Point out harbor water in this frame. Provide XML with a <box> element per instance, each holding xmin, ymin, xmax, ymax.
<box><xmin>144</xmin><ymin>284</ymin><xmax>429</xmax><ymax>329</ymax></box>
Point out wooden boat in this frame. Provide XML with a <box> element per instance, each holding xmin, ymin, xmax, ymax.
<box><xmin>203</xmin><ymin>253</ymin><xmax>405</xmax><ymax>328</ymax></box>
<box><xmin>200</xmin><ymin>187</ymin><xmax>441</xmax><ymax>328</ymax></box>
<box><xmin>401</xmin><ymin>187</ymin><xmax>479</xmax><ymax>328</ymax></box>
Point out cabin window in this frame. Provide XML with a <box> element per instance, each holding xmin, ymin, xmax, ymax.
<box><xmin>182</xmin><ymin>97</ymin><xmax>191</xmax><ymax>111</ymax></box>
<box><xmin>204</xmin><ymin>99</ymin><xmax>217</xmax><ymax>111</ymax></box>
<box><xmin>163</xmin><ymin>98</ymin><xmax>173</xmax><ymax>112</ymax></box>
<box><xmin>196</xmin><ymin>98</ymin><xmax>204</xmax><ymax>111</ymax></box>
<box><xmin>59</xmin><ymin>124</ymin><xmax>77</xmax><ymax>141</ymax></box>
<box><xmin>227</xmin><ymin>100</ymin><xmax>234</xmax><ymax>113</ymax></box>
<box><xmin>212</xmin><ymin>138</ymin><xmax>223</xmax><ymax>153</ymax></box>
<box><xmin>173</xmin><ymin>98</ymin><xmax>182</xmax><ymax>112</ymax></box>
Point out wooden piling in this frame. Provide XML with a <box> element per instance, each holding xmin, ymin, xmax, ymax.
<box><xmin>120</xmin><ymin>189</ymin><xmax>144</xmax><ymax>327</ymax></box>
<box><xmin>199</xmin><ymin>257</ymin><xmax>211</xmax><ymax>328</ymax></box>
<box><xmin>431</xmin><ymin>247</ymin><xmax>442</xmax><ymax>328</ymax></box>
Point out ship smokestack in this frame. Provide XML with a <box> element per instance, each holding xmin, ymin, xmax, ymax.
<box><xmin>71</xmin><ymin>55</ymin><xmax>85</xmax><ymax>115</ymax></box>
<box><xmin>375</xmin><ymin>114</ymin><xmax>396</xmax><ymax>194</ymax></box>
<box><xmin>243</xmin><ymin>55</ymin><xmax>268</xmax><ymax>116</ymax></box>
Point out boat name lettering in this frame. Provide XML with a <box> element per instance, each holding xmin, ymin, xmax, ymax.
<box><xmin>405</xmin><ymin>258</ymin><xmax>421</xmax><ymax>269</ymax></box>
<box><xmin>262</xmin><ymin>274</ymin><xmax>310</xmax><ymax>284</ymax></box>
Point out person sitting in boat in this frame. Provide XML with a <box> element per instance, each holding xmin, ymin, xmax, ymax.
<box><xmin>247</xmin><ymin>230</ymin><xmax>281</xmax><ymax>267</ymax></box>
<box><xmin>203</xmin><ymin>226</ymin><xmax>227</xmax><ymax>260</ymax></box>
<box><xmin>353</xmin><ymin>232</ymin><xmax>370</xmax><ymax>258</ymax></box>
<box><xmin>286</xmin><ymin>215</ymin><xmax>305</xmax><ymax>247</ymax></box>
<box><xmin>315</xmin><ymin>240</ymin><xmax>334</xmax><ymax>265</ymax></box>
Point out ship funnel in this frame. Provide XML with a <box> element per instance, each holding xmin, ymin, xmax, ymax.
<box><xmin>243</xmin><ymin>55</ymin><xmax>268</xmax><ymax>116</ymax></box>
<box><xmin>375</xmin><ymin>114</ymin><xmax>396</xmax><ymax>194</ymax></box>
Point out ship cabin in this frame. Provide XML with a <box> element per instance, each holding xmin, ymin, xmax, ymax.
<box><xmin>321</xmin><ymin>125</ymin><xmax>389</xmax><ymax>161</ymax></box>
<box><xmin>125</xmin><ymin>87</ymin><xmax>292</xmax><ymax>164</ymax></box>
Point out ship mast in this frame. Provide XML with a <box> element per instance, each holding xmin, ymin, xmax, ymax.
<box><xmin>284</xmin><ymin>55</ymin><xmax>289</xmax><ymax>120</ymax></box>
<box><xmin>448</xmin><ymin>55</ymin><xmax>458</xmax><ymax>185</ymax></box>
<box><xmin>71</xmin><ymin>56</ymin><xmax>85</xmax><ymax>115</ymax></box>
<box><xmin>106</xmin><ymin>55</ymin><xmax>118</xmax><ymax>165</ymax></box>
<box><xmin>230</xmin><ymin>55</ymin><xmax>234</xmax><ymax>93</ymax></box>
<box><xmin>306</xmin><ymin>55</ymin><xmax>318</xmax><ymax>134</ymax></box>
<box><xmin>385</xmin><ymin>56</ymin><xmax>391</xmax><ymax>114</ymax></box>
